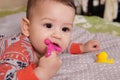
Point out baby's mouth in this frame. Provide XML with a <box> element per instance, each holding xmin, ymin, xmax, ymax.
<box><xmin>44</xmin><ymin>39</ymin><xmax>62</xmax><ymax>57</ymax></box>
<box><xmin>52</xmin><ymin>42</ymin><xmax>60</xmax><ymax>47</ymax></box>
<box><xmin>52</xmin><ymin>42</ymin><xmax>62</xmax><ymax>53</ymax></box>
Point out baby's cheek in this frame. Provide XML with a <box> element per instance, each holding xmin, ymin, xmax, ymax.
<box><xmin>62</xmin><ymin>35</ymin><xmax>71</xmax><ymax>50</ymax></box>
<box><xmin>62</xmin><ymin>42</ymin><xmax>69</xmax><ymax>51</ymax></box>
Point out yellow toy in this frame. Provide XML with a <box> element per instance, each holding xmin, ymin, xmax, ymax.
<box><xmin>96</xmin><ymin>51</ymin><xmax>114</xmax><ymax>64</ymax></box>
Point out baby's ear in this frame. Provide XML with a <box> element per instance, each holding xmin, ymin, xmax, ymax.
<box><xmin>21</xmin><ymin>18</ymin><xmax>30</xmax><ymax>37</ymax></box>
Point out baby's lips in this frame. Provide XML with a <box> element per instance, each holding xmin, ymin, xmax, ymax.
<box><xmin>54</xmin><ymin>45</ymin><xmax>62</xmax><ymax>55</ymax></box>
<box><xmin>51</xmin><ymin>42</ymin><xmax>62</xmax><ymax>53</ymax></box>
<box><xmin>56</xmin><ymin>46</ymin><xmax>62</xmax><ymax>52</ymax></box>
<box><xmin>44</xmin><ymin>38</ymin><xmax>63</xmax><ymax>57</ymax></box>
<box><xmin>56</xmin><ymin>51</ymin><xmax>62</xmax><ymax>56</ymax></box>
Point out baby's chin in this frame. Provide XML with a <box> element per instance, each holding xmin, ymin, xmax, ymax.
<box><xmin>34</xmin><ymin>49</ymin><xmax>46</xmax><ymax>57</ymax></box>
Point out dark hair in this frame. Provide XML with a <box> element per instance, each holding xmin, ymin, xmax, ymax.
<box><xmin>26</xmin><ymin>0</ymin><xmax>76</xmax><ymax>19</ymax></box>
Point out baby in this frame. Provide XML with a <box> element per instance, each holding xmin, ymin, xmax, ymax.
<box><xmin>0</xmin><ymin>0</ymin><xmax>100</xmax><ymax>80</ymax></box>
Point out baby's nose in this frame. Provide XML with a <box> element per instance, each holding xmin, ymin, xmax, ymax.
<box><xmin>51</xmin><ymin>30</ymin><xmax>62</xmax><ymax>40</ymax></box>
<box><xmin>51</xmin><ymin>32</ymin><xmax>61</xmax><ymax>40</ymax></box>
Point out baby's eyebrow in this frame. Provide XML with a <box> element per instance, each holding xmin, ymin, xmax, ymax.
<box><xmin>41</xmin><ymin>17</ymin><xmax>55</xmax><ymax>21</ymax></box>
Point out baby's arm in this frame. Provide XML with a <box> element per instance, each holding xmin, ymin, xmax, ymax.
<box><xmin>70</xmin><ymin>40</ymin><xmax>100</xmax><ymax>54</ymax></box>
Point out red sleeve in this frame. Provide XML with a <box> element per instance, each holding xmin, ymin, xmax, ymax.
<box><xmin>17</xmin><ymin>64</ymin><xmax>39</xmax><ymax>80</ymax></box>
<box><xmin>70</xmin><ymin>43</ymin><xmax>82</xmax><ymax>54</ymax></box>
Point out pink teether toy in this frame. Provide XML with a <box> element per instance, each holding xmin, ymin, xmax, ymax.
<box><xmin>44</xmin><ymin>39</ymin><xmax>62</xmax><ymax>57</ymax></box>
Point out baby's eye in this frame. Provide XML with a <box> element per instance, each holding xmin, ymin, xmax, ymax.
<box><xmin>44</xmin><ymin>23</ymin><xmax>52</xmax><ymax>28</ymax></box>
<box><xmin>62</xmin><ymin>27</ymin><xmax>70</xmax><ymax>32</ymax></box>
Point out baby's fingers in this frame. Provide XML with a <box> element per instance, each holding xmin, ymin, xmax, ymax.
<box><xmin>92</xmin><ymin>44</ymin><xmax>100</xmax><ymax>51</ymax></box>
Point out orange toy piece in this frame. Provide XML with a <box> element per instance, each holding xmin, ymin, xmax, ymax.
<box><xmin>96</xmin><ymin>51</ymin><xmax>114</xmax><ymax>64</ymax></box>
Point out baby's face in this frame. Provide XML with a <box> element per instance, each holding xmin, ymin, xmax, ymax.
<box><xmin>23</xmin><ymin>1</ymin><xmax>75</xmax><ymax>56</ymax></box>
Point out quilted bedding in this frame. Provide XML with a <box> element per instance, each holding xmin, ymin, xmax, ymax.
<box><xmin>52</xmin><ymin>27</ymin><xmax>120</xmax><ymax>80</ymax></box>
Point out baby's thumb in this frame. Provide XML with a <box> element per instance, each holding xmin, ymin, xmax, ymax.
<box><xmin>51</xmin><ymin>51</ymin><xmax>62</xmax><ymax>63</ymax></box>
<box><xmin>51</xmin><ymin>51</ymin><xmax>59</xmax><ymax>56</ymax></box>
<box><xmin>47</xmin><ymin>51</ymin><xmax>58</xmax><ymax>58</ymax></box>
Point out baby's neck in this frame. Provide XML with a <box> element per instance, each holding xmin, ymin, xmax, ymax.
<box><xmin>33</xmin><ymin>51</ymin><xmax>41</xmax><ymax>65</ymax></box>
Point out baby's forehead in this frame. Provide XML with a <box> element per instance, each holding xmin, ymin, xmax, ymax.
<box><xmin>28</xmin><ymin>0</ymin><xmax>52</xmax><ymax>14</ymax></box>
<box><xmin>27</xmin><ymin>0</ymin><xmax>75</xmax><ymax>19</ymax></box>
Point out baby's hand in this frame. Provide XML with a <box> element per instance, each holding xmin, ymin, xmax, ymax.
<box><xmin>34</xmin><ymin>51</ymin><xmax>62</xmax><ymax>80</ymax></box>
<box><xmin>81</xmin><ymin>40</ymin><xmax>100</xmax><ymax>53</ymax></box>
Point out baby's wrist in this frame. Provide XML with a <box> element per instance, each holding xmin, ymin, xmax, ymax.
<box><xmin>34</xmin><ymin>67</ymin><xmax>50</xmax><ymax>80</ymax></box>
<box><xmin>80</xmin><ymin>44</ymin><xmax>84</xmax><ymax>53</ymax></box>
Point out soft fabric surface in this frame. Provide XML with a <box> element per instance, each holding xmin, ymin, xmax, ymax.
<box><xmin>74</xmin><ymin>15</ymin><xmax>120</xmax><ymax>36</ymax></box>
<box><xmin>0</xmin><ymin>12</ymin><xmax>25</xmax><ymax>36</ymax></box>
<box><xmin>52</xmin><ymin>27</ymin><xmax>120</xmax><ymax>80</ymax></box>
